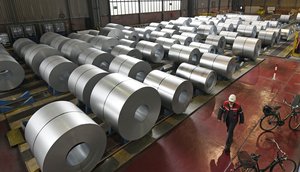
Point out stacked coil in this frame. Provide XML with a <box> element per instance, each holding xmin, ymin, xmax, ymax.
<box><xmin>266</xmin><ymin>28</ymin><xmax>281</xmax><ymax>43</ymax></box>
<box><xmin>232</xmin><ymin>37</ymin><xmax>261</xmax><ymax>61</ymax></box>
<box><xmin>219</xmin><ymin>31</ymin><xmax>239</xmax><ymax>45</ymax></box>
<box><xmin>205</xmin><ymin>35</ymin><xmax>226</xmax><ymax>54</ymax></box>
<box><xmin>281</xmin><ymin>28</ymin><xmax>293</xmax><ymax>41</ymax></box>
<box><xmin>266</xmin><ymin>21</ymin><xmax>279</xmax><ymax>28</ymax></box>
<box><xmin>78</xmin><ymin>47</ymin><xmax>114</xmax><ymax>71</ymax></box>
<box><xmin>278</xmin><ymin>15</ymin><xmax>290</xmax><ymax>23</ymax></box>
<box><xmin>149</xmin><ymin>23</ymin><xmax>164</xmax><ymax>30</ymax></box>
<box><xmin>109</xmin><ymin>55</ymin><xmax>152</xmax><ymax>82</ymax></box>
<box><xmin>100</xmin><ymin>27</ymin><xmax>125</xmax><ymax>39</ymax></box>
<box><xmin>197</xmin><ymin>25</ymin><xmax>217</xmax><ymax>39</ymax></box>
<box><xmin>216</xmin><ymin>26</ymin><xmax>226</xmax><ymax>34</ymax></box>
<box><xmin>179</xmin><ymin>26</ymin><xmax>197</xmax><ymax>33</ymax></box>
<box><xmin>155</xmin><ymin>37</ymin><xmax>180</xmax><ymax>52</ymax></box>
<box><xmin>149</xmin><ymin>31</ymin><xmax>171</xmax><ymax>42</ymax></box>
<box><xmin>134</xmin><ymin>28</ymin><xmax>151</xmax><ymax>40</ymax></box>
<box><xmin>122</xmin><ymin>30</ymin><xmax>139</xmax><ymax>42</ymax></box>
<box><xmin>144</xmin><ymin>70</ymin><xmax>193</xmax><ymax>114</ymax></box>
<box><xmin>251</xmin><ymin>21</ymin><xmax>269</xmax><ymax>30</ymax></box>
<box><xmin>145</xmin><ymin>26</ymin><xmax>160</xmax><ymax>31</ymax></box>
<box><xmin>88</xmin><ymin>30</ymin><xmax>99</xmax><ymax>36</ymax></box>
<box><xmin>25</xmin><ymin>101</ymin><xmax>107</xmax><ymax>172</ymax></box>
<box><xmin>106</xmin><ymin>23</ymin><xmax>124</xmax><ymax>30</ymax></box>
<box><xmin>176</xmin><ymin>63</ymin><xmax>217</xmax><ymax>94</ymax></box>
<box><xmin>224</xmin><ymin>19</ymin><xmax>242</xmax><ymax>30</ymax></box>
<box><xmin>189</xmin><ymin>42</ymin><xmax>217</xmax><ymax>54</ymax></box>
<box><xmin>181</xmin><ymin>32</ymin><xmax>201</xmax><ymax>42</ymax></box>
<box><xmin>160</xmin><ymin>28</ymin><xmax>179</xmax><ymax>36</ymax></box>
<box><xmin>111</xmin><ymin>45</ymin><xmax>143</xmax><ymax>59</ymax></box>
<box><xmin>61</xmin><ymin>39</ymin><xmax>92</xmax><ymax>63</ymax></box>
<box><xmin>13</xmin><ymin>38</ymin><xmax>36</xmax><ymax>58</ymax></box>
<box><xmin>40</xmin><ymin>32</ymin><xmax>61</xmax><ymax>45</ymax></box>
<box><xmin>200</xmin><ymin>53</ymin><xmax>236</xmax><ymax>79</ymax></box>
<box><xmin>68</xmin><ymin>64</ymin><xmax>108</xmax><ymax>105</ymax></box>
<box><xmin>119</xmin><ymin>39</ymin><xmax>137</xmax><ymax>48</ymax></box>
<box><xmin>39</xmin><ymin>56</ymin><xmax>77</xmax><ymax>92</ymax></box>
<box><xmin>68</xmin><ymin>33</ymin><xmax>81</xmax><ymax>39</ymax></box>
<box><xmin>257</xmin><ymin>30</ymin><xmax>276</xmax><ymax>46</ymax></box>
<box><xmin>237</xmin><ymin>25</ymin><xmax>257</xmax><ymax>38</ymax></box>
<box><xmin>164</xmin><ymin>24</ymin><xmax>179</xmax><ymax>31</ymax></box>
<box><xmin>90</xmin><ymin>73</ymin><xmax>161</xmax><ymax>140</ymax></box>
<box><xmin>78</xmin><ymin>34</ymin><xmax>94</xmax><ymax>42</ymax></box>
<box><xmin>89</xmin><ymin>35</ymin><xmax>118</xmax><ymax>53</ymax></box>
<box><xmin>168</xmin><ymin>44</ymin><xmax>201</xmax><ymax>64</ymax></box>
<box><xmin>217</xmin><ymin>23</ymin><xmax>234</xmax><ymax>31</ymax></box>
<box><xmin>49</xmin><ymin>36</ymin><xmax>70</xmax><ymax>51</ymax></box>
<box><xmin>135</xmin><ymin>41</ymin><xmax>164</xmax><ymax>63</ymax></box>
<box><xmin>124</xmin><ymin>26</ymin><xmax>134</xmax><ymax>31</ymax></box>
<box><xmin>171</xmin><ymin>35</ymin><xmax>192</xmax><ymax>45</ymax></box>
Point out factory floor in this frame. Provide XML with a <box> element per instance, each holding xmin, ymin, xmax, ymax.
<box><xmin>120</xmin><ymin>57</ymin><xmax>300</xmax><ymax>172</ymax></box>
<box><xmin>0</xmin><ymin>57</ymin><xmax>300</xmax><ymax>172</ymax></box>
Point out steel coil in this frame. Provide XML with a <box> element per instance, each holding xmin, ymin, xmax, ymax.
<box><xmin>0</xmin><ymin>44</ymin><xmax>8</xmax><ymax>55</ymax></box>
<box><xmin>197</xmin><ymin>25</ymin><xmax>217</xmax><ymax>39</ymax></box>
<box><xmin>281</xmin><ymin>28</ymin><xmax>293</xmax><ymax>41</ymax></box>
<box><xmin>124</xmin><ymin>26</ymin><xmax>134</xmax><ymax>31</ymax></box>
<box><xmin>217</xmin><ymin>23</ymin><xmax>234</xmax><ymax>31</ymax></box>
<box><xmin>68</xmin><ymin>33</ymin><xmax>81</xmax><ymax>39</ymax></box>
<box><xmin>224</xmin><ymin>19</ymin><xmax>241</xmax><ymax>30</ymax></box>
<box><xmin>89</xmin><ymin>35</ymin><xmax>118</xmax><ymax>52</ymax></box>
<box><xmin>181</xmin><ymin>32</ymin><xmax>201</xmax><ymax>42</ymax></box>
<box><xmin>39</xmin><ymin>56</ymin><xmax>77</xmax><ymax>92</ymax></box>
<box><xmin>149</xmin><ymin>31</ymin><xmax>171</xmax><ymax>42</ymax></box>
<box><xmin>20</xmin><ymin>44</ymin><xmax>37</xmax><ymax>59</ymax></box>
<box><xmin>164</xmin><ymin>24</ymin><xmax>179</xmax><ymax>31</ymax></box>
<box><xmin>251</xmin><ymin>21</ymin><xmax>269</xmax><ymax>30</ymax></box>
<box><xmin>179</xmin><ymin>26</ymin><xmax>197</xmax><ymax>33</ymax></box>
<box><xmin>25</xmin><ymin>44</ymin><xmax>63</xmax><ymax>75</ymax></box>
<box><xmin>0</xmin><ymin>53</ymin><xmax>24</xmax><ymax>91</ymax></box>
<box><xmin>145</xmin><ymin>26</ymin><xmax>161</xmax><ymax>31</ymax></box>
<box><xmin>100</xmin><ymin>27</ymin><xmax>125</xmax><ymax>40</ymax></box>
<box><xmin>78</xmin><ymin>47</ymin><xmax>114</xmax><ymax>71</ymax></box>
<box><xmin>61</xmin><ymin>39</ymin><xmax>92</xmax><ymax>63</ymax></box>
<box><xmin>189</xmin><ymin>21</ymin><xmax>206</xmax><ymax>27</ymax></box>
<box><xmin>219</xmin><ymin>31</ymin><xmax>239</xmax><ymax>45</ymax></box>
<box><xmin>149</xmin><ymin>22</ymin><xmax>164</xmax><ymax>30</ymax></box>
<box><xmin>266</xmin><ymin>28</ymin><xmax>281</xmax><ymax>43</ymax></box>
<box><xmin>90</xmin><ymin>73</ymin><xmax>161</xmax><ymax>140</ymax></box>
<box><xmin>257</xmin><ymin>30</ymin><xmax>276</xmax><ymax>46</ymax></box>
<box><xmin>119</xmin><ymin>39</ymin><xmax>137</xmax><ymax>48</ymax></box>
<box><xmin>106</xmin><ymin>23</ymin><xmax>124</xmax><ymax>30</ymax></box>
<box><xmin>266</xmin><ymin>21</ymin><xmax>279</xmax><ymax>28</ymax></box>
<box><xmin>68</xmin><ymin>64</ymin><xmax>108</xmax><ymax>105</ymax></box>
<box><xmin>232</xmin><ymin>36</ymin><xmax>261</xmax><ymax>60</ymax></box>
<box><xmin>237</xmin><ymin>25</ymin><xmax>257</xmax><ymax>38</ymax></box>
<box><xmin>189</xmin><ymin>42</ymin><xmax>217</xmax><ymax>54</ymax></box>
<box><xmin>172</xmin><ymin>19</ymin><xmax>191</xmax><ymax>26</ymax></box>
<box><xmin>122</xmin><ymin>30</ymin><xmax>139</xmax><ymax>42</ymax></box>
<box><xmin>209</xmin><ymin>19</ymin><xmax>222</xmax><ymax>25</ymax></box>
<box><xmin>78</xmin><ymin>34</ymin><xmax>95</xmax><ymax>42</ymax></box>
<box><xmin>200</xmin><ymin>53</ymin><xmax>236</xmax><ymax>79</ymax></box>
<box><xmin>278</xmin><ymin>15</ymin><xmax>290</xmax><ymax>23</ymax></box>
<box><xmin>144</xmin><ymin>70</ymin><xmax>193</xmax><ymax>114</ymax></box>
<box><xmin>216</xmin><ymin>26</ymin><xmax>226</xmax><ymax>34</ymax></box>
<box><xmin>155</xmin><ymin>37</ymin><xmax>180</xmax><ymax>52</ymax></box>
<box><xmin>176</xmin><ymin>63</ymin><xmax>217</xmax><ymax>93</ymax></box>
<box><xmin>160</xmin><ymin>21</ymin><xmax>170</xmax><ymax>26</ymax></box>
<box><xmin>205</xmin><ymin>35</ymin><xmax>226</xmax><ymax>54</ymax></box>
<box><xmin>171</xmin><ymin>35</ymin><xmax>192</xmax><ymax>45</ymax></box>
<box><xmin>134</xmin><ymin>28</ymin><xmax>151</xmax><ymax>40</ymax></box>
<box><xmin>111</xmin><ymin>45</ymin><xmax>143</xmax><ymax>59</ymax></box>
<box><xmin>168</xmin><ymin>44</ymin><xmax>201</xmax><ymax>64</ymax></box>
<box><xmin>49</xmin><ymin>36</ymin><xmax>70</xmax><ymax>51</ymax></box>
<box><xmin>13</xmin><ymin>38</ymin><xmax>36</xmax><ymax>57</ymax></box>
<box><xmin>25</xmin><ymin>101</ymin><xmax>106</xmax><ymax>172</ymax></box>
<box><xmin>88</xmin><ymin>30</ymin><xmax>99</xmax><ymax>36</ymax></box>
<box><xmin>109</xmin><ymin>54</ymin><xmax>152</xmax><ymax>82</ymax></box>
<box><xmin>160</xmin><ymin>28</ymin><xmax>180</xmax><ymax>36</ymax></box>
<box><xmin>40</xmin><ymin>32</ymin><xmax>61</xmax><ymax>45</ymax></box>
<box><xmin>135</xmin><ymin>40</ymin><xmax>164</xmax><ymax>63</ymax></box>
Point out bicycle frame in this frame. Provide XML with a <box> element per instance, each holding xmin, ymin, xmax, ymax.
<box><xmin>254</xmin><ymin>152</ymin><xmax>287</xmax><ymax>172</ymax></box>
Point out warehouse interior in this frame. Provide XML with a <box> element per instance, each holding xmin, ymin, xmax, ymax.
<box><xmin>0</xmin><ymin>0</ymin><xmax>300</xmax><ymax>171</ymax></box>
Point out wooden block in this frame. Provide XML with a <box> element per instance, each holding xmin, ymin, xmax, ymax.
<box><xmin>25</xmin><ymin>158</ymin><xmax>40</xmax><ymax>172</ymax></box>
<box><xmin>6</xmin><ymin>128</ymin><xmax>25</xmax><ymax>147</ymax></box>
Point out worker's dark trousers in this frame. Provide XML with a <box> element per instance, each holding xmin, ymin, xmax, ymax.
<box><xmin>225</xmin><ymin>119</ymin><xmax>238</xmax><ymax>149</ymax></box>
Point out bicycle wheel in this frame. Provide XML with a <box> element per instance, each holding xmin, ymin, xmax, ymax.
<box><xmin>288</xmin><ymin>114</ymin><xmax>300</xmax><ymax>131</ymax></box>
<box><xmin>234</xmin><ymin>165</ymin><xmax>258</xmax><ymax>172</ymax></box>
<box><xmin>270</xmin><ymin>159</ymin><xmax>297</xmax><ymax>172</ymax></box>
<box><xmin>260</xmin><ymin>115</ymin><xmax>279</xmax><ymax>131</ymax></box>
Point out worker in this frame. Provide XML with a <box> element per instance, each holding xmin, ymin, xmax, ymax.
<box><xmin>217</xmin><ymin>94</ymin><xmax>244</xmax><ymax>154</ymax></box>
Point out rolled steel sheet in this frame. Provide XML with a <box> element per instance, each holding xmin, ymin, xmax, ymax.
<box><xmin>78</xmin><ymin>34</ymin><xmax>95</xmax><ymax>42</ymax></box>
<box><xmin>281</xmin><ymin>28</ymin><xmax>293</xmax><ymax>41</ymax></box>
<box><xmin>49</xmin><ymin>36</ymin><xmax>70</xmax><ymax>51</ymax></box>
<box><xmin>68</xmin><ymin>65</ymin><xmax>108</xmax><ymax>105</ymax></box>
<box><xmin>135</xmin><ymin>40</ymin><xmax>164</xmax><ymax>63</ymax></box>
<box><xmin>266</xmin><ymin>21</ymin><xmax>279</xmax><ymax>28</ymax></box>
<box><xmin>160</xmin><ymin>28</ymin><xmax>180</xmax><ymax>36</ymax></box>
<box><xmin>78</xmin><ymin>47</ymin><xmax>114</xmax><ymax>71</ymax></box>
<box><xmin>89</xmin><ymin>35</ymin><xmax>118</xmax><ymax>52</ymax></box>
<box><xmin>25</xmin><ymin>101</ymin><xmax>106</xmax><ymax>172</ymax></box>
<box><xmin>216</xmin><ymin>26</ymin><xmax>225</xmax><ymax>34</ymax></box>
<box><xmin>0</xmin><ymin>53</ymin><xmax>25</xmax><ymax>91</ymax></box>
<box><xmin>0</xmin><ymin>44</ymin><xmax>8</xmax><ymax>55</ymax></box>
<box><xmin>149</xmin><ymin>31</ymin><xmax>171</xmax><ymax>42</ymax></box>
<box><xmin>134</xmin><ymin>28</ymin><xmax>151</xmax><ymax>40</ymax></box>
<box><xmin>155</xmin><ymin>37</ymin><xmax>180</xmax><ymax>52</ymax></box>
<box><xmin>145</xmin><ymin>26</ymin><xmax>161</xmax><ymax>31</ymax></box>
<box><xmin>106</xmin><ymin>23</ymin><xmax>124</xmax><ymax>30</ymax></box>
<box><xmin>237</xmin><ymin>25</ymin><xmax>257</xmax><ymax>38</ymax></box>
<box><xmin>122</xmin><ymin>30</ymin><xmax>139</xmax><ymax>42</ymax></box>
<box><xmin>209</xmin><ymin>19</ymin><xmax>222</xmax><ymax>25</ymax></box>
<box><xmin>278</xmin><ymin>15</ymin><xmax>290</xmax><ymax>23</ymax></box>
<box><xmin>160</xmin><ymin>21</ymin><xmax>170</xmax><ymax>26</ymax></box>
<box><xmin>219</xmin><ymin>31</ymin><xmax>239</xmax><ymax>45</ymax></box>
<box><xmin>224</xmin><ymin>19</ymin><xmax>241</xmax><ymax>30</ymax></box>
<box><xmin>258</xmin><ymin>30</ymin><xmax>276</xmax><ymax>46</ymax></box>
<box><xmin>241</xmin><ymin>15</ymin><xmax>260</xmax><ymax>21</ymax></box>
<box><xmin>297</xmin><ymin>13</ymin><xmax>300</xmax><ymax>22</ymax></box>
<box><xmin>172</xmin><ymin>19</ymin><xmax>191</xmax><ymax>26</ymax></box>
<box><xmin>90</xmin><ymin>73</ymin><xmax>161</xmax><ymax>140</ymax></box>
<box><xmin>197</xmin><ymin>25</ymin><xmax>217</xmax><ymax>39</ymax></box>
<box><xmin>251</xmin><ymin>21</ymin><xmax>269</xmax><ymax>30</ymax></box>
<box><xmin>171</xmin><ymin>35</ymin><xmax>192</xmax><ymax>46</ymax></box>
<box><xmin>13</xmin><ymin>38</ymin><xmax>36</xmax><ymax>57</ymax></box>
<box><xmin>232</xmin><ymin>36</ymin><xmax>261</xmax><ymax>60</ymax></box>
<box><xmin>68</xmin><ymin>33</ymin><xmax>81</xmax><ymax>39</ymax></box>
<box><xmin>168</xmin><ymin>44</ymin><xmax>201</xmax><ymax>64</ymax></box>
<box><xmin>144</xmin><ymin>70</ymin><xmax>193</xmax><ymax>114</ymax></box>
<box><xmin>199</xmin><ymin>53</ymin><xmax>236</xmax><ymax>79</ymax></box>
<box><xmin>149</xmin><ymin>22</ymin><xmax>164</xmax><ymax>30</ymax></box>
<box><xmin>111</xmin><ymin>45</ymin><xmax>143</xmax><ymax>59</ymax></box>
<box><xmin>39</xmin><ymin>56</ymin><xmax>77</xmax><ymax>92</ymax></box>
<box><xmin>25</xmin><ymin>44</ymin><xmax>63</xmax><ymax>75</ymax></box>
<box><xmin>109</xmin><ymin>54</ymin><xmax>152</xmax><ymax>82</ymax></box>
<box><xmin>181</xmin><ymin>32</ymin><xmax>201</xmax><ymax>42</ymax></box>
<box><xmin>119</xmin><ymin>39</ymin><xmax>137</xmax><ymax>48</ymax></box>
<box><xmin>205</xmin><ymin>35</ymin><xmax>226</xmax><ymax>54</ymax></box>
<box><xmin>164</xmin><ymin>24</ymin><xmax>179</xmax><ymax>31</ymax></box>
<box><xmin>176</xmin><ymin>63</ymin><xmax>217</xmax><ymax>93</ymax></box>
<box><xmin>217</xmin><ymin>23</ymin><xmax>234</xmax><ymax>31</ymax></box>
<box><xmin>189</xmin><ymin>21</ymin><xmax>206</xmax><ymax>27</ymax></box>
<box><xmin>189</xmin><ymin>42</ymin><xmax>217</xmax><ymax>54</ymax></box>
<box><xmin>179</xmin><ymin>26</ymin><xmax>197</xmax><ymax>33</ymax></box>
<box><xmin>88</xmin><ymin>30</ymin><xmax>99</xmax><ymax>36</ymax></box>
<box><xmin>100</xmin><ymin>27</ymin><xmax>125</xmax><ymax>40</ymax></box>
<box><xmin>61</xmin><ymin>39</ymin><xmax>92</xmax><ymax>63</ymax></box>
<box><xmin>20</xmin><ymin>44</ymin><xmax>37</xmax><ymax>59</ymax></box>
<box><xmin>40</xmin><ymin>32</ymin><xmax>61</xmax><ymax>45</ymax></box>
<box><xmin>124</xmin><ymin>26</ymin><xmax>134</xmax><ymax>31</ymax></box>
<box><xmin>266</xmin><ymin>28</ymin><xmax>281</xmax><ymax>43</ymax></box>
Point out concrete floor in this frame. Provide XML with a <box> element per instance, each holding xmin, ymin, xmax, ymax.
<box><xmin>119</xmin><ymin>57</ymin><xmax>300</xmax><ymax>172</ymax></box>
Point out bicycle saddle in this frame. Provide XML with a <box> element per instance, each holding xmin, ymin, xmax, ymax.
<box><xmin>237</xmin><ymin>151</ymin><xmax>256</xmax><ymax>168</ymax></box>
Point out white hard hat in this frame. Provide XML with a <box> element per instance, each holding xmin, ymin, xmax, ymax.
<box><xmin>228</xmin><ymin>94</ymin><xmax>236</xmax><ymax>102</ymax></box>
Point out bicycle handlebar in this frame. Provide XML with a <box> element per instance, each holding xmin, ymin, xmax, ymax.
<box><xmin>266</xmin><ymin>138</ymin><xmax>286</xmax><ymax>156</ymax></box>
<box><xmin>283</xmin><ymin>99</ymin><xmax>300</xmax><ymax>111</ymax></box>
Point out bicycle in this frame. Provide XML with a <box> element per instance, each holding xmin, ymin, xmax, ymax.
<box><xmin>232</xmin><ymin>139</ymin><xmax>297</xmax><ymax>172</ymax></box>
<box><xmin>260</xmin><ymin>95</ymin><xmax>300</xmax><ymax>131</ymax></box>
